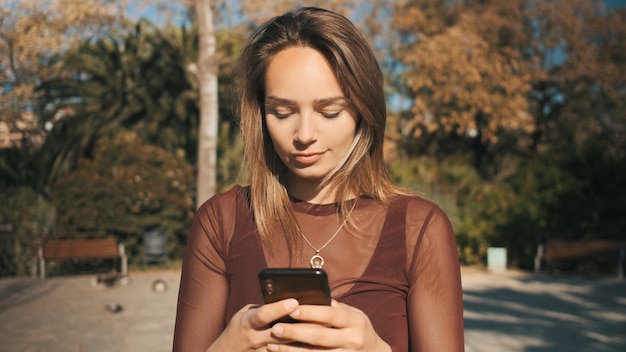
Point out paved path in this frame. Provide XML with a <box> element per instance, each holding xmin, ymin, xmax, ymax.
<box><xmin>462</xmin><ymin>268</ymin><xmax>626</xmax><ymax>352</ymax></box>
<box><xmin>0</xmin><ymin>270</ymin><xmax>180</xmax><ymax>352</ymax></box>
<box><xmin>0</xmin><ymin>268</ymin><xmax>624</xmax><ymax>351</ymax></box>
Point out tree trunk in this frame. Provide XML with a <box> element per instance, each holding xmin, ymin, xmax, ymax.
<box><xmin>193</xmin><ymin>0</ymin><xmax>219</xmax><ymax>208</ymax></box>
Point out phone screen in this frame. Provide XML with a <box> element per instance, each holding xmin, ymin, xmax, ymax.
<box><xmin>258</xmin><ymin>268</ymin><xmax>331</xmax><ymax>306</ymax></box>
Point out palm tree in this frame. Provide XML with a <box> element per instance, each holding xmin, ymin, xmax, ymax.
<box><xmin>36</xmin><ymin>19</ymin><xmax>199</xmax><ymax>190</ymax></box>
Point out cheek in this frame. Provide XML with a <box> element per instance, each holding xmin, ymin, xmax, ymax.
<box><xmin>336</xmin><ymin>119</ymin><xmax>358</xmax><ymax>144</ymax></box>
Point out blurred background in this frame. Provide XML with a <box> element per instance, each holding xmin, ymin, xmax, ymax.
<box><xmin>1</xmin><ymin>0</ymin><xmax>625</xmax><ymax>278</ymax></box>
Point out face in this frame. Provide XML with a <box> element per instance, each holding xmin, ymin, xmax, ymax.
<box><xmin>264</xmin><ymin>46</ymin><xmax>358</xmax><ymax>197</ymax></box>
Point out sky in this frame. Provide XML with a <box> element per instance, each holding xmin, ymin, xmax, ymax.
<box><xmin>129</xmin><ymin>0</ymin><xmax>626</xmax><ymax>28</ymax></box>
<box><xmin>605</xmin><ymin>0</ymin><xmax>626</xmax><ymax>9</ymax></box>
<box><xmin>125</xmin><ymin>1</ymin><xmax>189</xmax><ymax>27</ymax></box>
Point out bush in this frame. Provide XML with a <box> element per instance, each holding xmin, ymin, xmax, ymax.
<box><xmin>51</xmin><ymin>133</ymin><xmax>195</xmax><ymax>269</ymax></box>
<box><xmin>0</xmin><ymin>187</ymin><xmax>55</xmax><ymax>276</ymax></box>
<box><xmin>388</xmin><ymin>154</ymin><xmax>506</xmax><ymax>265</ymax></box>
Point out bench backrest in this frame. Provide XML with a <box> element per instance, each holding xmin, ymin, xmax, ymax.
<box><xmin>545</xmin><ymin>239</ymin><xmax>626</xmax><ymax>260</ymax></box>
<box><xmin>42</xmin><ymin>238</ymin><xmax>120</xmax><ymax>260</ymax></box>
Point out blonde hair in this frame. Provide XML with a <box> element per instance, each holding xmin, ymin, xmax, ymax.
<box><xmin>238</xmin><ymin>7</ymin><xmax>404</xmax><ymax>260</ymax></box>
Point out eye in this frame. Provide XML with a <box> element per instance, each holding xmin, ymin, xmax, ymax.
<box><xmin>316</xmin><ymin>100</ymin><xmax>349</xmax><ymax>119</ymax></box>
<box><xmin>320</xmin><ymin>110</ymin><xmax>342</xmax><ymax>119</ymax></box>
<box><xmin>267</xmin><ymin>107</ymin><xmax>293</xmax><ymax>119</ymax></box>
<box><xmin>272</xmin><ymin>110</ymin><xmax>292</xmax><ymax>119</ymax></box>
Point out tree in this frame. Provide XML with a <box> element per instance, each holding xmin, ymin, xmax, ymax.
<box><xmin>392</xmin><ymin>0</ymin><xmax>625</xmax><ymax>170</ymax></box>
<box><xmin>527</xmin><ymin>0</ymin><xmax>626</xmax><ymax>157</ymax></box>
<box><xmin>393</xmin><ymin>0</ymin><xmax>535</xmax><ymax>176</ymax></box>
<box><xmin>52</xmin><ymin>132</ymin><xmax>195</xmax><ymax>265</ymax></box>
<box><xmin>390</xmin><ymin>0</ymin><xmax>626</xmax><ymax>268</ymax></box>
<box><xmin>0</xmin><ymin>0</ymin><xmax>130</xmax><ymax>197</ymax></box>
<box><xmin>0</xmin><ymin>0</ymin><xmax>123</xmax><ymax>128</ymax></box>
<box><xmin>190</xmin><ymin>0</ymin><xmax>219</xmax><ymax>207</ymax></box>
<box><xmin>36</xmin><ymin>19</ymin><xmax>199</xmax><ymax>191</ymax></box>
<box><xmin>0</xmin><ymin>0</ymin><xmax>130</xmax><ymax>276</ymax></box>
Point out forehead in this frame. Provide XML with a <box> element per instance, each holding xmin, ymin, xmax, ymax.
<box><xmin>264</xmin><ymin>46</ymin><xmax>344</xmax><ymax>102</ymax></box>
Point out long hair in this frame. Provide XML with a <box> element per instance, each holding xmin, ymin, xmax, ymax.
<box><xmin>238</xmin><ymin>7</ymin><xmax>404</xmax><ymax>260</ymax></box>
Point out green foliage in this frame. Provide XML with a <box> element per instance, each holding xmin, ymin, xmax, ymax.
<box><xmin>387</xmin><ymin>0</ymin><xmax>626</xmax><ymax>273</ymax></box>
<box><xmin>0</xmin><ymin>187</ymin><xmax>55</xmax><ymax>236</ymax></box>
<box><xmin>214</xmin><ymin>26</ymin><xmax>248</xmax><ymax>191</ymax></box>
<box><xmin>0</xmin><ymin>187</ymin><xmax>56</xmax><ymax>276</ymax></box>
<box><xmin>388</xmin><ymin>154</ymin><xmax>505</xmax><ymax>265</ymax></box>
<box><xmin>216</xmin><ymin>121</ymin><xmax>246</xmax><ymax>191</ymax></box>
<box><xmin>37</xmin><ymin>18</ymin><xmax>200</xmax><ymax>171</ymax></box>
<box><xmin>387</xmin><ymin>152</ymin><xmax>608</xmax><ymax>269</ymax></box>
<box><xmin>389</xmin><ymin>145</ymin><xmax>626</xmax><ymax>271</ymax></box>
<box><xmin>51</xmin><ymin>133</ymin><xmax>195</xmax><ymax>264</ymax></box>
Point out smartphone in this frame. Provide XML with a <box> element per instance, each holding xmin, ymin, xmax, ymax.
<box><xmin>258</xmin><ymin>268</ymin><xmax>332</xmax><ymax>308</ymax></box>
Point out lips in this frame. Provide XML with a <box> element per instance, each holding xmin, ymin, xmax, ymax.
<box><xmin>292</xmin><ymin>152</ymin><xmax>324</xmax><ymax>165</ymax></box>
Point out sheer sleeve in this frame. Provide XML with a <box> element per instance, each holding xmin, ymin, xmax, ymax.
<box><xmin>173</xmin><ymin>190</ymin><xmax>237</xmax><ymax>352</ymax></box>
<box><xmin>406</xmin><ymin>200</ymin><xmax>464</xmax><ymax>351</ymax></box>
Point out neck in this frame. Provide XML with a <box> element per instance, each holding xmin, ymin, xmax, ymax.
<box><xmin>286</xmin><ymin>178</ymin><xmax>335</xmax><ymax>204</ymax></box>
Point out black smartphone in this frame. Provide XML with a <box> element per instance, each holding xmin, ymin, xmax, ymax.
<box><xmin>258</xmin><ymin>268</ymin><xmax>332</xmax><ymax>307</ymax></box>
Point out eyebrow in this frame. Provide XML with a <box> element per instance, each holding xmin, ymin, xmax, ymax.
<box><xmin>264</xmin><ymin>95</ymin><xmax>348</xmax><ymax>107</ymax></box>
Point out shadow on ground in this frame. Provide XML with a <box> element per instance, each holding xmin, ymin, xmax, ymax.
<box><xmin>0</xmin><ymin>278</ymin><xmax>61</xmax><ymax>313</ymax></box>
<box><xmin>463</xmin><ymin>272</ymin><xmax>626</xmax><ymax>352</ymax></box>
<box><xmin>1</xmin><ymin>268</ymin><xmax>624</xmax><ymax>352</ymax></box>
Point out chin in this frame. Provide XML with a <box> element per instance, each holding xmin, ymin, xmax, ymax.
<box><xmin>290</xmin><ymin>170</ymin><xmax>329</xmax><ymax>182</ymax></box>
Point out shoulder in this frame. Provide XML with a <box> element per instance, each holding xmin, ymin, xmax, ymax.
<box><xmin>192</xmin><ymin>186</ymin><xmax>251</xmax><ymax>229</ymax></box>
<box><xmin>188</xmin><ymin>185</ymin><xmax>250</xmax><ymax>250</ymax></box>
<box><xmin>400</xmin><ymin>195</ymin><xmax>457</xmax><ymax>274</ymax></box>
<box><xmin>197</xmin><ymin>185</ymin><xmax>249</xmax><ymax>210</ymax></box>
<box><xmin>391</xmin><ymin>193</ymin><xmax>446</xmax><ymax>219</ymax></box>
<box><xmin>391</xmin><ymin>193</ymin><xmax>454</xmax><ymax>237</ymax></box>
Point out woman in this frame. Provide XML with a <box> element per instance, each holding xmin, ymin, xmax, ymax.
<box><xmin>173</xmin><ymin>7</ymin><xmax>464</xmax><ymax>352</ymax></box>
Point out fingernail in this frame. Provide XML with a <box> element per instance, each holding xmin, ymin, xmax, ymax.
<box><xmin>267</xmin><ymin>343</ymin><xmax>279</xmax><ymax>352</ymax></box>
<box><xmin>284</xmin><ymin>298</ymin><xmax>298</xmax><ymax>310</ymax></box>
<box><xmin>272</xmin><ymin>324</ymin><xmax>284</xmax><ymax>336</ymax></box>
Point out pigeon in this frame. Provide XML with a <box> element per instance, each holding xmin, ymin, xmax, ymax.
<box><xmin>105</xmin><ymin>303</ymin><xmax>124</xmax><ymax>313</ymax></box>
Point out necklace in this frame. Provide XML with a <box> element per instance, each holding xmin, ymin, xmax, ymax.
<box><xmin>299</xmin><ymin>201</ymin><xmax>356</xmax><ymax>269</ymax></box>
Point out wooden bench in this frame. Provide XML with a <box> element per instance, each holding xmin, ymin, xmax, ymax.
<box><xmin>34</xmin><ymin>237</ymin><xmax>128</xmax><ymax>279</ymax></box>
<box><xmin>535</xmin><ymin>239</ymin><xmax>625</xmax><ymax>278</ymax></box>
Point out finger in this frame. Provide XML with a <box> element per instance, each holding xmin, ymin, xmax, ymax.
<box><xmin>248</xmin><ymin>298</ymin><xmax>300</xmax><ymax>328</ymax></box>
<box><xmin>289</xmin><ymin>303</ymin><xmax>354</xmax><ymax>328</ymax></box>
<box><xmin>331</xmin><ymin>299</ymin><xmax>361</xmax><ymax>313</ymax></box>
<box><xmin>270</xmin><ymin>321</ymin><xmax>344</xmax><ymax>348</ymax></box>
<box><xmin>226</xmin><ymin>303</ymin><xmax>299</xmax><ymax>350</ymax></box>
<box><xmin>266</xmin><ymin>341</ymin><xmax>320</xmax><ymax>352</ymax></box>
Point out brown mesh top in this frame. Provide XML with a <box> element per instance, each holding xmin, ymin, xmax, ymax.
<box><xmin>173</xmin><ymin>185</ymin><xmax>464</xmax><ymax>351</ymax></box>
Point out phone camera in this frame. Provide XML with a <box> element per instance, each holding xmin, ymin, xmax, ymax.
<box><xmin>263</xmin><ymin>278</ymin><xmax>278</xmax><ymax>295</ymax></box>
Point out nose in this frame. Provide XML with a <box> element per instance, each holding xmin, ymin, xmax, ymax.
<box><xmin>294</xmin><ymin>111</ymin><xmax>317</xmax><ymax>146</ymax></box>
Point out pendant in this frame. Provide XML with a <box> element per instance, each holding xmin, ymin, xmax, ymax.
<box><xmin>310</xmin><ymin>254</ymin><xmax>324</xmax><ymax>269</ymax></box>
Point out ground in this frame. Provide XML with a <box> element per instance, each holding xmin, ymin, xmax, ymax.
<box><xmin>0</xmin><ymin>267</ymin><xmax>624</xmax><ymax>352</ymax></box>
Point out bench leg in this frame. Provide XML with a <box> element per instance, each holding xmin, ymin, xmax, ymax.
<box><xmin>37</xmin><ymin>245</ymin><xmax>46</xmax><ymax>280</ymax></box>
<box><xmin>534</xmin><ymin>244</ymin><xmax>544</xmax><ymax>273</ymax></box>
<box><xmin>619</xmin><ymin>246</ymin><xmax>624</xmax><ymax>279</ymax></box>
<box><xmin>119</xmin><ymin>243</ymin><xmax>128</xmax><ymax>277</ymax></box>
<box><xmin>40</xmin><ymin>259</ymin><xmax>46</xmax><ymax>280</ymax></box>
<box><xmin>31</xmin><ymin>255</ymin><xmax>38</xmax><ymax>279</ymax></box>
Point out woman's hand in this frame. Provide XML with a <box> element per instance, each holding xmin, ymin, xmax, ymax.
<box><xmin>266</xmin><ymin>300</ymin><xmax>392</xmax><ymax>352</ymax></box>
<box><xmin>206</xmin><ymin>298</ymin><xmax>300</xmax><ymax>352</ymax></box>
